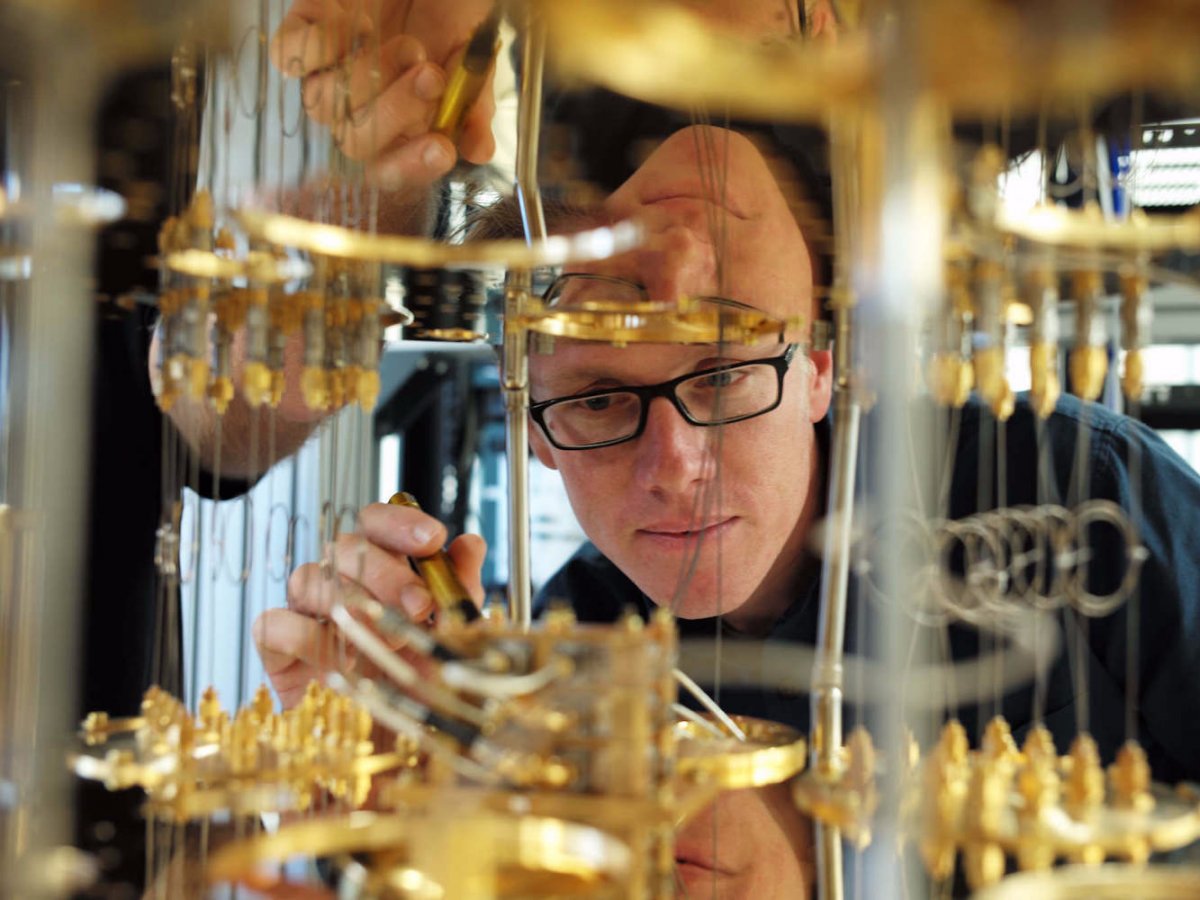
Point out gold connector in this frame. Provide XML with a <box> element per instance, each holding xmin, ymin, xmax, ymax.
<box><xmin>1069</xmin><ymin>345</ymin><xmax>1108</xmax><ymax>403</ymax></box>
<box><xmin>1029</xmin><ymin>342</ymin><xmax>1061</xmax><ymax>419</ymax></box>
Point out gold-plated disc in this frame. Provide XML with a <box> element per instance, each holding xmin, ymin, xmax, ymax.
<box><xmin>537</xmin><ymin>0</ymin><xmax>870</xmax><ymax>123</ymax></box>
<box><xmin>163</xmin><ymin>249</ymin><xmax>312</xmax><ymax>283</ymax></box>
<box><xmin>996</xmin><ymin>205</ymin><xmax>1200</xmax><ymax>253</ymax></box>
<box><xmin>207</xmin><ymin>810</ymin><xmax>632</xmax><ymax>898</ymax></box>
<box><xmin>971</xmin><ymin>864</ymin><xmax>1200</xmax><ymax>899</ymax></box>
<box><xmin>520</xmin><ymin>297</ymin><xmax>804</xmax><ymax>345</ymax></box>
<box><xmin>675</xmin><ymin>716</ymin><xmax>807</xmax><ymax>789</ymax></box>
<box><xmin>236</xmin><ymin>208</ymin><xmax>643</xmax><ymax>269</ymax></box>
<box><xmin>538</xmin><ymin>0</ymin><xmax>1200</xmax><ymax>120</ymax></box>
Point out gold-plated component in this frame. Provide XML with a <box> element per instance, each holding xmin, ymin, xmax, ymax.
<box><xmin>919</xmin><ymin>721</ymin><xmax>970</xmax><ymax>882</ymax></box>
<box><xmin>236</xmin><ymin>208</ymin><xmax>643</xmax><ymax>268</ymax></box>
<box><xmin>520</xmin><ymin>296</ymin><xmax>803</xmax><ymax>346</ymax></box>
<box><xmin>1110</xmin><ymin>741</ymin><xmax>1154</xmax><ymax>813</ymax></box>
<box><xmin>982</xmin><ymin>715</ymin><xmax>1020</xmax><ymax>765</ymax></box>
<box><xmin>674</xmin><ymin>716</ymin><xmax>806</xmax><ymax>790</ymax></box>
<box><xmin>1120</xmin><ymin>271</ymin><xmax>1151</xmax><ymax>402</ymax></box>
<box><xmin>1069</xmin><ymin>344</ymin><xmax>1108</xmax><ymax>404</ymax></box>
<box><xmin>163</xmin><ymin>248</ymin><xmax>310</xmax><ymax>283</ymax></box>
<box><xmin>909</xmin><ymin>720</ymin><xmax>1200</xmax><ymax>885</ymax></box>
<box><xmin>72</xmin><ymin>682</ymin><xmax>408</xmax><ymax>822</ymax></box>
<box><xmin>963</xmin><ymin>754</ymin><xmax>1014</xmax><ymax>890</ymax></box>
<box><xmin>1123</xmin><ymin>350</ymin><xmax>1145</xmax><ymax>405</ymax></box>
<box><xmin>1069</xmin><ymin>269</ymin><xmax>1108</xmax><ymax>402</ymax></box>
<box><xmin>206</xmin><ymin>811</ymin><xmax>633</xmax><ymax>898</ymax></box>
<box><xmin>792</xmin><ymin>727</ymin><xmax>878</xmax><ymax>848</ymax></box>
<box><xmin>354</xmin><ymin>369</ymin><xmax>381</xmax><ymax>411</ymax></box>
<box><xmin>1030</xmin><ymin>342</ymin><xmax>1061</xmax><ymax>419</ymax></box>
<box><xmin>537</xmin><ymin>0</ymin><xmax>869</xmax><ymax>123</ymax></box>
<box><xmin>927</xmin><ymin>353</ymin><xmax>973</xmax><ymax>407</ymax></box>
<box><xmin>971</xmin><ymin>864</ymin><xmax>1200</xmax><ymax>900</ymax></box>
<box><xmin>998</xmin><ymin>203</ymin><xmax>1200</xmax><ymax>252</ymax></box>
<box><xmin>973</xmin><ymin>346</ymin><xmax>1005</xmax><ymax>407</ymax></box>
<box><xmin>1015</xmin><ymin>750</ymin><xmax>1060</xmax><ymax>872</ymax></box>
<box><xmin>300</xmin><ymin>367</ymin><xmax>330</xmax><ymax>410</ymax></box>
<box><xmin>241</xmin><ymin>361</ymin><xmax>272</xmax><ymax>408</ymax></box>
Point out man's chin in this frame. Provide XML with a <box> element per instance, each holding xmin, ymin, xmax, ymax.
<box><xmin>642</xmin><ymin>587</ymin><xmax>751</xmax><ymax>622</ymax></box>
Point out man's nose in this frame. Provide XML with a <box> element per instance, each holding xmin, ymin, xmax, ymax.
<box><xmin>632</xmin><ymin>395</ymin><xmax>714</xmax><ymax>495</ymax></box>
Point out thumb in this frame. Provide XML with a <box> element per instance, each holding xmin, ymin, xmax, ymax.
<box><xmin>447</xmin><ymin>533</ymin><xmax>487</xmax><ymax>608</ymax></box>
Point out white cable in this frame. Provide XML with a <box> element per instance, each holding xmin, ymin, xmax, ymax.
<box><xmin>673</xmin><ymin>668</ymin><xmax>747</xmax><ymax>742</ymax></box>
<box><xmin>672</xmin><ymin>703</ymin><xmax>727</xmax><ymax>740</ymax></box>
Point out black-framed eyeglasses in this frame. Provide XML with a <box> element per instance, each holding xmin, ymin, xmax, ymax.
<box><xmin>529</xmin><ymin>344</ymin><xmax>799</xmax><ymax>451</ymax></box>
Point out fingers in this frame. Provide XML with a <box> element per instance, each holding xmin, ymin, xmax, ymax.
<box><xmin>358</xmin><ymin>501</ymin><xmax>448</xmax><ymax>556</ymax></box>
<box><xmin>286</xmin><ymin>551</ymin><xmax>435</xmax><ymax>623</ymax></box>
<box><xmin>272</xmin><ymin>7</ymin><xmax>374</xmax><ymax>78</ymax></box>
<box><xmin>448</xmin><ymin>533</ymin><xmax>487</xmax><ymax>608</ymax></box>
<box><xmin>281</xmin><ymin>502</ymin><xmax>485</xmax><ymax>647</ymax></box>
<box><xmin>332</xmin><ymin>61</ymin><xmax>449</xmax><ymax>161</ymax></box>
<box><xmin>300</xmin><ymin>34</ymin><xmax>426</xmax><ymax>126</ymax></box>
<box><xmin>253</xmin><ymin>607</ymin><xmax>342</xmax><ymax>709</ymax></box>
<box><xmin>366</xmin><ymin>133</ymin><xmax>456</xmax><ymax>188</ymax></box>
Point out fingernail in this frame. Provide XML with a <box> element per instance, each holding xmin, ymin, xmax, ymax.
<box><xmin>422</xmin><ymin>140</ymin><xmax>453</xmax><ymax>171</ymax></box>
<box><xmin>414</xmin><ymin>65</ymin><xmax>444</xmax><ymax>101</ymax></box>
<box><xmin>411</xmin><ymin>523</ymin><xmax>437</xmax><ymax>545</ymax></box>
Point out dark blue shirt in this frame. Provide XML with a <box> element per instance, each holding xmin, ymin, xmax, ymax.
<box><xmin>536</xmin><ymin>395</ymin><xmax>1200</xmax><ymax>783</ymax></box>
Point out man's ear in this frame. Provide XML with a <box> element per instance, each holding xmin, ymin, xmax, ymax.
<box><xmin>806</xmin><ymin>349</ymin><xmax>833</xmax><ymax>423</ymax></box>
<box><xmin>529</xmin><ymin>419</ymin><xmax>559</xmax><ymax>470</ymax></box>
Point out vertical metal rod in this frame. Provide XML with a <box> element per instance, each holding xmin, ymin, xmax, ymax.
<box><xmin>809</xmin><ymin>108</ymin><xmax>864</xmax><ymax>900</ymax></box>
<box><xmin>0</xmin><ymin>40</ymin><xmax>97</xmax><ymax>897</ymax></box>
<box><xmin>502</xmin><ymin>9</ymin><xmax>547</xmax><ymax>630</ymax></box>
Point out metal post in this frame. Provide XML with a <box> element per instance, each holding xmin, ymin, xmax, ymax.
<box><xmin>502</xmin><ymin>9</ymin><xmax>547</xmax><ymax>629</ymax></box>
<box><xmin>809</xmin><ymin>107</ymin><xmax>865</xmax><ymax>900</ymax></box>
<box><xmin>0</xmin><ymin>31</ymin><xmax>97</xmax><ymax>898</ymax></box>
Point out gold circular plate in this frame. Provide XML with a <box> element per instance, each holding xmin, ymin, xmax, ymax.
<box><xmin>971</xmin><ymin>864</ymin><xmax>1200</xmax><ymax>899</ymax></box>
<box><xmin>163</xmin><ymin>249</ymin><xmax>312</xmax><ymax>283</ymax></box>
<box><xmin>996</xmin><ymin>205</ymin><xmax>1200</xmax><ymax>253</ymax></box>
<box><xmin>916</xmin><ymin>0</ymin><xmax>1200</xmax><ymax>115</ymax></box>
<box><xmin>236</xmin><ymin>208</ymin><xmax>643</xmax><ymax>269</ymax></box>
<box><xmin>675</xmin><ymin>715</ymin><xmax>807</xmax><ymax>789</ymax></box>
<box><xmin>207</xmin><ymin>810</ymin><xmax>631</xmax><ymax>898</ymax></box>
<box><xmin>538</xmin><ymin>0</ymin><xmax>1200</xmax><ymax>120</ymax></box>
<box><xmin>537</xmin><ymin>0</ymin><xmax>869</xmax><ymax>123</ymax></box>
<box><xmin>520</xmin><ymin>297</ymin><xmax>803</xmax><ymax>345</ymax></box>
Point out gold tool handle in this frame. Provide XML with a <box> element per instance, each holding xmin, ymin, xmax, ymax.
<box><xmin>388</xmin><ymin>492</ymin><xmax>481</xmax><ymax>622</ymax></box>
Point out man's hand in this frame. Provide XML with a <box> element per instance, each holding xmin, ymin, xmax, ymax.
<box><xmin>271</xmin><ymin>0</ymin><xmax>499</xmax><ymax>185</ymax></box>
<box><xmin>253</xmin><ymin>500</ymin><xmax>486</xmax><ymax>709</ymax></box>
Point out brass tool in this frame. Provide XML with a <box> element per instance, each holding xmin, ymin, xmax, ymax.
<box><xmin>388</xmin><ymin>492</ymin><xmax>481</xmax><ymax>622</ymax></box>
<box><xmin>432</xmin><ymin>6</ymin><xmax>502</xmax><ymax>141</ymax></box>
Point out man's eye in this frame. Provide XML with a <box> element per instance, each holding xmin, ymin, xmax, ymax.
<box><xmin>582</xmin><ymin>395</ymin><xmax>613</xmax><ymax>412</ymax></box>
<box><xmin>697</xmin><ymin>370</ymin><xmax>738</xmax><ymax>389</ymax></box>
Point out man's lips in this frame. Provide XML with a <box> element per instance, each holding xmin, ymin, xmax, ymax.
<box><xmin>674</xmin><ymin>848</ymin><xmax>736</xmax><ymax>876</ymax></box>
<box><xmin>637</xmin><ymin>517</ymin><xmax>737</xmax><ymax>538</ymax></box>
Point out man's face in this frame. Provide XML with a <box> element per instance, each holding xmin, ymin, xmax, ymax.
<box><xmin>675</xmin><ymin>784</ymin><xmax>814</xmax><ymax>898</ymax></box>
<box><xmin>529</xmin><ymin>127</ymin><xmax>832</xmax><ymax>629</ymax></box>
